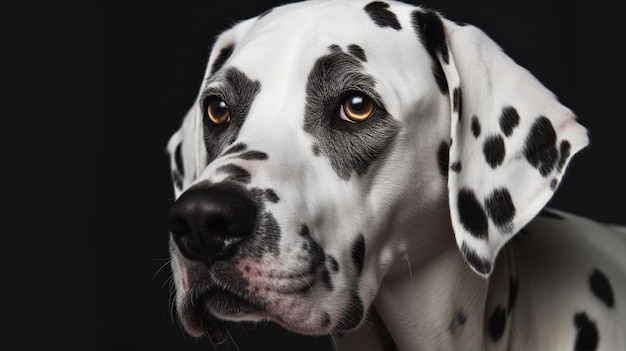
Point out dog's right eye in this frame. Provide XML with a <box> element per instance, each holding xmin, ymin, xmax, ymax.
<box><xmin>205</xmin><ymin>97</ymin><xmax>231</xmax><ymax>125</ymax></box>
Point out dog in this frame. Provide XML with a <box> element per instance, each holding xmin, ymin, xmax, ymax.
<box><xmin>165</xmin><ymin>0</ymin><xmax>626</xmax><ymax>349</ymax></box>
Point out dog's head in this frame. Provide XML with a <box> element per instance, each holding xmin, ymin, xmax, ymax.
<box><xmin>166</xmin><ymin>0</ymin><xmax>588</xmax><ymax>342</ymax></box>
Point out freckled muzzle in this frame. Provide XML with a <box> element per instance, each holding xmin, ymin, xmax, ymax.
<box><xmin>169</xmin><ymin>182</ymin><xmax>257</xmax><ymax>266</ymax></box>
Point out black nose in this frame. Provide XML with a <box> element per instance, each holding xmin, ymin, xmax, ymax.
<box><xmin>169</xmin><ymin>183</ymin><xmax>256</xmax><ymax>263</ymax></box>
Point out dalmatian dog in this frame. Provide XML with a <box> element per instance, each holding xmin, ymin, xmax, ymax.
<box><xmin>165</xmin><ymin>0</ymin><xmax>626</xmax><ymax>350</ymax></box>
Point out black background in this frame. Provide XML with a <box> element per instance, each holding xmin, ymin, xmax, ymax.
<box><xmin>2</xmin><ymin>0</ymin><xmax>624</xmax><ymax>350</ymax></box>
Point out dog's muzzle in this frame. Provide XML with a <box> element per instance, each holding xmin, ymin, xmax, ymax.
<box><xmin>169</xmin><ymin>183</ymin><xmax>257</xmax><ymax>265</ymax></box>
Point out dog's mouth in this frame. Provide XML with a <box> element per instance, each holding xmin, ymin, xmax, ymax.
<box><xmin>179</xmin><ymin>285</ymin><xmax>266</xmax><ymax>343</ymax></box>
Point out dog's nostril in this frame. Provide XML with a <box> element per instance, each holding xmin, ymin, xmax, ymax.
<box><xmin>168</xmin><ymin>183</ymin><xmax>257</xmax><ymax>262</ymax></box>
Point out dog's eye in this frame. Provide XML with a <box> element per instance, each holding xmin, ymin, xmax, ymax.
<box><xmin>206</xmin><ymin>97</ymin><xmax>231</xmax><ymax>125</ymax></box>
<box><xmin>339</xmin><ymin>93</ymin><xmax>376</xmax><ymax>123</ymax></box>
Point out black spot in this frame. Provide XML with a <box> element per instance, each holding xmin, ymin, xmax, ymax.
<box><xmin>217</xmin><ymin>164</ymin><xmax>251</xmax><ymax>184</ymax></box>
<box><xmin>550</xmin><ymin>178</ymin><xmax>558</xmax><ymax>190</ymax></box>
<box><xmin>202</xmin><ymin>69</ymin><xmax>261</xmax><ymax>163</ymax></box>
<box><xmin>484</xmin><ymin>188</ymin><xmax>516</xmax><ymax>229</ymax></box>
<box><xmin>449</xmin><ymin>309</ymin><xmax>467</xmax><ymax>334</ymax></box>
<box><xmin>320</xmin><ymin>267</ymin><xmax>334</xmax><ymax>291</ymax></box>
<box><xmin>437</xmin><ymin>141</ymin><xmax>450</xmax><ymax>177</ymax></box>
<box><xmin>412</xmin><ymin>10</ymin><xmax>449</xmax><ymax>94</ymax></box>
<box><xmin>508</xmin><ymin>277</ymin><xmax>518</xmax><ymax>313</ymax></box>
<box><xmin>303</xmin><ymin>51</ymin><xmax>399</xmax><ymax>180</ymax></box>
<box><xmin>488</xmin><ymin>305</ymin><xmax>506</xmax><ymax>342</ymax></box>
<box><xmin>573</xmin><ymin>312</ymin><xmax>599</xmax><ymax>351</ymax></box>
<box><xmin>457</xmin><ymin>189</ymin><xmax>488</xmax><ymax>239</ymax></box>
<box><xmin>321</xmin><ymin>312</ymin><xmax>331</xmax><ymax>328</ymax></box>
<box><xmin>336</xmin><ymin>292</ymin><xmax>364</xmax><ymax>331</ymax></box>
<box><xmin>327</xmin><ymin>255</ymin><xmax>339</xmax><ymax>273</ymax></box>
<box><xmin>174</xmin><ymin>143</ymin><xmax>184</xmax><ymax>177</ymax></box>
<box><xmin>312</xmin><ymin>143</ymin><xmax>321</xmax><ymax>156</ymax></box>
<box><xmin>263</xmin><ymin>189</ymin><xmax>279</xmax><ymax>203</ymax></box>
<box><xmin>364</xmin><ymin>1</ymin><xmax>402</xmax><ymax>30</ymax></box>
<box><xmin>347</xmin><ymin>44</ymin><xmax>367</xmax><ymax>62</ymax></box>
<box><xmin>453</xmin><ymin>87</ymin><xmax>462</xmax><ymax>119</ymax></box>
<box><xmin>483</xmin><ymin>135</ymin><xmax>506</xmax><ymax>168</ymax></box>
<box><xmin>461</xmin><ymin>242</ymin><xmax>491</xmax><ymax>275</ymax></box>
<box><xmin>328</xmin><ymin>44</ymin><xmax>342</xmax><ymax>53</ymax></box>
<box><xmin>557</xmin><ymin>140</ymin><xmax>571</xmax><ymax>172</ymax></box>
<box><xmin>222</xmin><ymin>142</ymin><xmax>247</xmax><ymax>156</ymax></box>
<box><xmin>238</xmin><ymin>150</ymin><xmax>269</xmax><ymax>161</ymax></box>
<box><xmin>471</xmin><ymin>116</ymin><xmax>481</xmax><ymax>138</ymax></box>
<box><xmin>524</xmin><ymin>116</ymin><xmax>558</xmax><ymax>177</ymax></box>
<box><xmin>351</xmin><ymin>234</ymin><xmax>365</xmax><ymax>276</ymax></box>
<box><xmin>210</xmin><ymin>44</ymin><xmax>235</xmax><ymax>75</ymax></box>
<box><xmin>256</xmin><ymin>211</ymin><xmax>281</xmax><ymax>257</ymax></box>
<box><xmin>300</xmin><ymin>225</ymin><xmax>310</xmax><ymax>237</ymax></box>
<box><xmin>499</xmin><ymin>106</ymin><xmax>520</xmax><ymax>137</ymax></box>
<box><xmin>539</xmin><ymin>209</ymin><xmax>564</xmax><ymax>220</ymax></box>
<box><xmin>590</xmin><ymin>269</ymin><xmax>614</xmax><ymax>308</ymax></box>
<box><xmin>451</xmin><ymin>161</ymin><xmax>462</xmax><ymax>172</ymax></box>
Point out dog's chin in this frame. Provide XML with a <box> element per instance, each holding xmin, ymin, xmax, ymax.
<box><xmin>178</xmin><ymin>286</ymin><xmax>351</xmax><ymax>339</ymax></box>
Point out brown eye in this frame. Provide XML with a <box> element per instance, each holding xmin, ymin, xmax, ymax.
<box><xmin>340</xmin><ymin>93</ymin><xmax>376</xmax><ymax>122</ymax></box>
<box><xmin>206</xmin><ymin>97</ymin><xmax>231</xmax><ymax>125</ymax></box>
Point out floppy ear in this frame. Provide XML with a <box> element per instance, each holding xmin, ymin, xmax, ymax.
<box><xmin>166</xmin><ymin>18</ymin><xmax>257</xmax><ymax>198</ymax></box>
<box><xmin>413</xmin><ymin>10</ymin><xmax>589</xmax><ymax>276</ymax></box>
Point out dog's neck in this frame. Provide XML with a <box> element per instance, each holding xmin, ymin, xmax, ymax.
<box><xmin>334</xmin><ymin>200</ymin><xmax>515</xmax><ymax>351</ymax></box>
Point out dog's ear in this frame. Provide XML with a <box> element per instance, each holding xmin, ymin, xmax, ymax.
<box><xmin>166</xmin><ymin>18</ymin><xmax>257</xmax><ymax>198</ymax></box>
<box><xmin>413</xmin><ymin>10</ymin><xmax>589</xmax><ymax>276</ymax></box>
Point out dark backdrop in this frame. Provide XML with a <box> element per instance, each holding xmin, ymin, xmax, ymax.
<box><xmin>2</xmin><ymin>0</ymin><xmax>624</xmax><ymax>350</ymax></box>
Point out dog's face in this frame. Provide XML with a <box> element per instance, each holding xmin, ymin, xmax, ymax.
<box><xmin>166</xmin><ymin>0</ymin><xmax>587</xmax><ymax>342</ymax></box>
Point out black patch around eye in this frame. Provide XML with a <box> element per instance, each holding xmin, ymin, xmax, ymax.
<box><xmin>457</xmin><ymin>189</ymin><xmax>488</xmax><ymax>239</ymax></box>
<box><xmin>174</xmin><ymin>143</ymin><xmax>184</xmax><ymax>177</ymax></box>
<box><xmin>453</xmin><ymin>87</ymin><xmax>462</xmax><ymax>119</ymax></box>
<box><xmin>524</xmin><ymin>116</ymin><xmax>558</xmax><ymax>177</ymax></box>
<box><xmin>508</xmin><ymin>277</ymin><xmax>518</xmax><ymax>313</ymax></box>
<box><xmin>303</xmin><ymin>51</ymin><xmax>399</xmax><ymax>180</ymax></box>
<box><xmin>203</xmin><ymin>68</ymin><xmax>261</xmax><ymax>164</ymax></box>
<box><xmin>557</xmin><ymin>140</ymin><xmax>571</xmax><ymax>172</ymax></box>
<box><xmin>449</xmin><ymin>309</ymin><xmax>467</xmax><ymax>334</ymax></box>
<box><xmin>217</xmin><ymin>164</ymin><xmax>251</xmax><ymax>184</ymax></box>
<box><xmin>437</xmin><ymin>141</ymin><xmax>450</xmax><ymax>177</ymax></box>
<box><xmin>412</xmin><ymin>10</ymin><xmax>449</xmax><ymax>94</ymax></box>
<box><xmin>222</xmin><ymin>142</ymin><xmax>247</xmax><ymax>157</ymax></box>
<box><xmin>488</xmin><ymin>305</ymin><xmax>506</xmax><ymax>342</ymax></box>
<box><xmin>573</xmin><ymin>312</ymin><xmax>599</xmax><ymax>350</ymax></box>
<box><xmin>210</xmin><ymin>44</ymin><xmax>235</xmax><ymax>75</ymax></box>
<box><xmin>499</xmin><ymin>106</ymin><xmax>520</xmax><ymax>137</ymax></box>
<box><xmin>484</xmin><ymin>188</ymin><xmax>516</xmax><ymax>229</ymax></box>
<box><xmin>364</xmin><ymin>1</ymin><xmax>402</xmax><ymax>30</ymax></box>
<box><xmin>351</xmin><ymin>234</ymin><xmax>365</xmax><ymax>276</ymax></box>
<box><xmin>483</xmin><ymin>135</ymin><xmax>506</xmax><ymax>168</ymax></box>
<box><xmin>461</xmin><ymin>242</ymin><xmax>491</xmax><ymax>275</ymax></box>
<box><xmin>589</xmin><ymin>269</ymin><xmax>614</xmax><ymax>308</ymax></box>
<box><xmin>471</xmin><ymin>116</ymin><xmax>481</xmax><ymax>138</ymax></box>
<box><xmin>347</xmin><ymin>44</ymin><xmax>367</xmax><ymax>62</ymax></box>
<box><xmin>238</xmin><ymin>150</ymin><xmax>269</xmax><ymax>161</ymax></box>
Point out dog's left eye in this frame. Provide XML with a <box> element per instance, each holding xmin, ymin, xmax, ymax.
<box><xmin>339</xmin><ymin>93</ymin><xmax>376</xmax><ymax>123</ymax></box>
